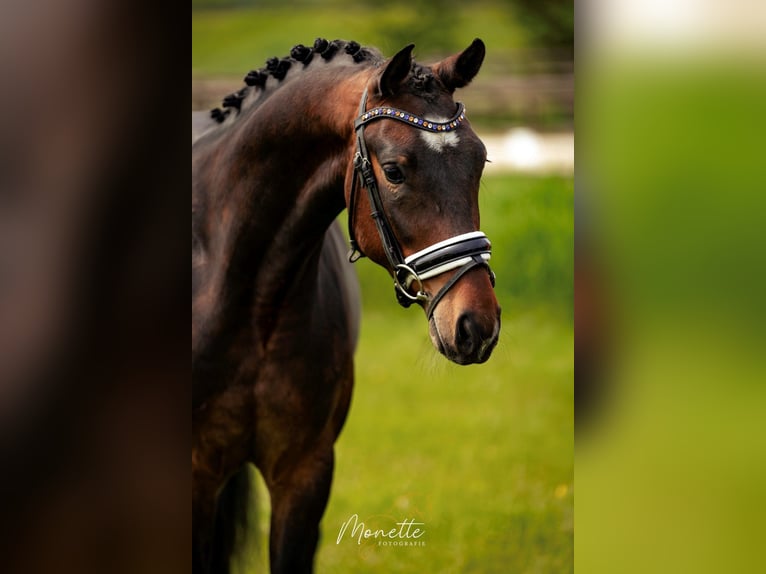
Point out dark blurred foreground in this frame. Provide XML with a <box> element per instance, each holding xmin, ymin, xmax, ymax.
<box><xmin>0</xmin><ymin>1</ymin><xmax>187</xmax><ymax>572</ymax></box>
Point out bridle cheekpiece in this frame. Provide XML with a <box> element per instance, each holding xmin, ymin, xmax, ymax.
<box><xmin>347</xmin><ymin>90</ymin><xmax>496</xmax><ymax>319</ymax></box>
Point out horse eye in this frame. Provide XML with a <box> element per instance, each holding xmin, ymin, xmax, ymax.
<box><xmin>383</xmin><ymin>165</ymin><xmax>405</xmax><ymax>184</ymax></box>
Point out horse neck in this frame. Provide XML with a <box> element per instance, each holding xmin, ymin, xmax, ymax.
<box><xmin>193</xmin><ymin>65</ymin><xmax>369</xmax><ymax>350</ymax></box>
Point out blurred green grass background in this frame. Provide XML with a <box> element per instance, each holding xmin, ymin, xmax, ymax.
<box><xmin>193</xmin><ymin>3</ymin><xmax>573</xmax><ymax>571</ymax></box>
<box><xmin>577</xmin><ymin>57</ymin><xmax>766</xmax><ymax>574</ymax></box>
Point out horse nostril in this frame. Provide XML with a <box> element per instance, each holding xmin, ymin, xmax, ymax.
<box><xmin>456</xmin><ymin>313</ymin><xmax>478</xmax><ymax>356</ymax></box>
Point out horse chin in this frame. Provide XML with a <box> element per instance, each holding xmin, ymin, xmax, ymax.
<box><xmin>428</xmin><ymin>315</ymin><xmax>495</xmax><ymax>366</ymax></box>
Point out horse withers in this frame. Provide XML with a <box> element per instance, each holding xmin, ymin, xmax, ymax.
<box><xmin>192</xmin><ymin>38</ymin><xmax>500</xmax><ymax>573</ymax></box>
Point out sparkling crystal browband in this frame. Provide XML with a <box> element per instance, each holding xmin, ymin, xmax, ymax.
<box><xmin>354</xmin><ymin>102</ymin><xmax>467</xmax><ymax>133</ymax></box>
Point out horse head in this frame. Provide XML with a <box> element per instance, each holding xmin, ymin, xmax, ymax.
<box><xmin>345</xmin><ymin>39</ymin><xmax>501</xmax><ymax>365</ymax></box>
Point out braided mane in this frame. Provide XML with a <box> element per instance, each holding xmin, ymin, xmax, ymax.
<box><xmin>210</xmin><ymin>38</ymin><xmax>382</xmax><ymax>124</ymax></box>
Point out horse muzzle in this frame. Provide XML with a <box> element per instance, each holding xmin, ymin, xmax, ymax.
<box><xmin>427</xmin><ymin>265</ymin><xmax>501</xmax><ymax>365</ymax></box>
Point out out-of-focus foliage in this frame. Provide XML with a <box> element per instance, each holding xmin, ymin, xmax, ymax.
<box><xmin>511</xmin><ymin>0</ymin><xmax>574</xmax><ymax>49</ymax></box>
<box><xmin>577</xmin><ymin>2</ymin><xmax>766</xmax><ymax>572</ymax></box>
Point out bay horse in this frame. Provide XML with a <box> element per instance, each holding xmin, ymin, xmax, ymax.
<box><xmin>192</xmin><ymin>38</ymin><xmax>501</xmax><ymax>573</ymax></box>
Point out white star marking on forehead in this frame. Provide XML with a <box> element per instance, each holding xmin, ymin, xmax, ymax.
<box><xmin>419</xmin><ymin>115</ymin><xmax>460</xmax><ymax>153</ymax></box>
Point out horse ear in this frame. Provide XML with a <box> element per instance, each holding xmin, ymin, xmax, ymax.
<box><xmin>378</xmin><ymin>43</ymin><xmax>414</xmax><ymax>97</ymax></box>
<box><xmin>434</xmin><ymin>38</ymin><xmax>486</xmax><ymax>93</ymax></box>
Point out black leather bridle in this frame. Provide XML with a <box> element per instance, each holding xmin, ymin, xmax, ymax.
<box><xmin>347</xmin><ymin>90</ymin><xmax>496</xmax><ymax>319</ymax></box>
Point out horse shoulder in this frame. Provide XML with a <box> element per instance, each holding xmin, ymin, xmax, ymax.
<box><xmin>320</xmin><ymin>222</ymin><xmax>361</xmax><ymax>351</ymax></box>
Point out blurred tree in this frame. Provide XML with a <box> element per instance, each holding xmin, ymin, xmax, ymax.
<box><xmin>510</xmin><ymin>0</ymin><xmax>573</xmax><ymax>50</ymax></box>
<box><xmin>384</xmin><ymin>0</ymin><xmax>461</xmax><ymax>54</ymax></box>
